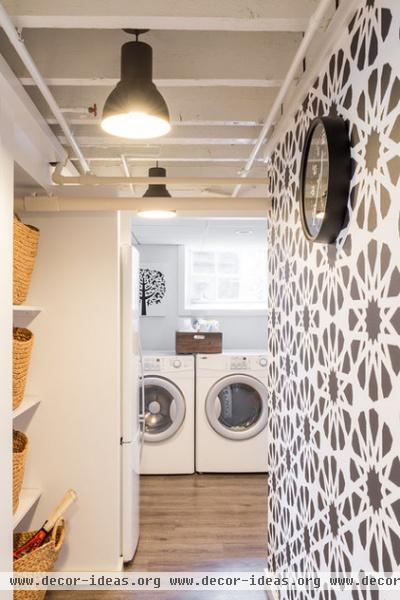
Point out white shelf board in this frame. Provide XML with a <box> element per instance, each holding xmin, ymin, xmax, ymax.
<box><xmin>13</xmin><ymin>395</ymin><xmax>40</xmax><ymax>419</ymax></box>
<box><xmin>13</xmin><ymin>305</ymin><xmax>42</xmax><ymax>326</ymax></box>
<box><xmin>13</xmin><ymin>488</ymin><xmax>41</xmax><ymax>528</ymax></box>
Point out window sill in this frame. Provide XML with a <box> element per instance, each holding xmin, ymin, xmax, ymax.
<box><xmin>179</xmin><ymin>308</ymin><xmax>267</xmax><ymax>317</ymax></box>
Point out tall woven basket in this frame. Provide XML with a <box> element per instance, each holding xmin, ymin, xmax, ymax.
<box><xmin>13</xmin><ymin>430</ymin><xmax>29</xmax><ymax>514</ymax></box>
<box><xmin>13</xmin><ymin>519</ymin><xmax>65</xmax><ymax>600</ymax></box>
<box><xmin>13</xmin><ymin>328</ymin><xmax>34</xmax><ymax>411</ymax></box>
<box><xmin>13</xmin><ymin>216</ymin><xmax>40</xmax><ymax>305</ymax></box>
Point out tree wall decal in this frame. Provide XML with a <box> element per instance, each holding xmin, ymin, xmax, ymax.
<box><xmin>139</xmin><ymin>268</ymin><xmax>166</xmax><ymax>316</ymax></box>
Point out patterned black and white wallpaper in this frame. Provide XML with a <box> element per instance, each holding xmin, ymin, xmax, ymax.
<box><xmin>267</xmin><ymin>1</ymin><xmax>400</xmax><ymax>598</ymax></box>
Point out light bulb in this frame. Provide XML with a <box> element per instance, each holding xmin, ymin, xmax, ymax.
<box><xmin>137</xmin><ymin>210</ymin><xmax>176</xmax><ymax>219</ymax></box>
<box><xmin>101</xmin><ymin>112</ymin><xmax>171</xmax><ymax>139</ymax></box>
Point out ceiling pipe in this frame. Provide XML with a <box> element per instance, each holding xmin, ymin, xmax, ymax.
<box><xmin>0</xmin><ymin>2</ymin><xmax>90</xmax><ymax>173</ymax></box>
<box><xmin>263</xmin><ymin>0</ymin><xmax>360</xmax><ymax>160</ymax></box>
<box><xmin>120</xmin><ymin>154</ymin><xmax>135</xmax><ymax>195</ymax></box>
<box><xmin>232</xmin><ymin>0</ymin><xmax>333</xmax><ymax>197</ymax></box>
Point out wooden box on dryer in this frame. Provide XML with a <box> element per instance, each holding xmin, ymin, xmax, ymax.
<box><xmin>175</xmin><ymin>331</ymin><xmax>222</xmax><ymax>354</ymax></box>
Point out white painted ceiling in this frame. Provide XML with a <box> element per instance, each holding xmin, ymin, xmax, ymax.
<box><xmin>132</xmin><ymin>217</ymin><xmax>267</xmax><ymax>246</ymax></box>
<box><xmin>1</xmin><ymin>0</ymin><xmax>321</xmax><ymax>198</ymax></box>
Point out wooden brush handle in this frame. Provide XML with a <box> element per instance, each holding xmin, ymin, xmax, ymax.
<box><xmin>43</xmin><ymin>489</ymin><xmax>77</xmax><ymax>532</ymax></box>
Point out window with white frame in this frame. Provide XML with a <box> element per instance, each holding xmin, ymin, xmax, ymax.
<box><xmin>181</xmin><ymin>245</ymin><xmax>267</xmax><ymax>313</ymax></box>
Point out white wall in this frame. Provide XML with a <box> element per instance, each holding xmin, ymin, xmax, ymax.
<box><xmin>137</xmin><ymin>244</ymin><xmax>267</xmax><ymax>352</ymax></box>
<box><xmin>0</xmin><ymin>130</ymin><xmax>13</xmax><ymax>600</ymax></box>
<box><xmin>19</xmin><ymin>212</ymin><xmax>122</xmax><ymax>571</ymax></box>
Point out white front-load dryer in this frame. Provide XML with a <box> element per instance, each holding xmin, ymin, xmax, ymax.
<box><xmin>140</xmin><ymin>354</ymin><xmax>194</xmax><ymax>474</ymax></box>
<box><xmin>196</xmin><ymin>352</ymin><xmax>268</xmax><ymax>473</ymax></box>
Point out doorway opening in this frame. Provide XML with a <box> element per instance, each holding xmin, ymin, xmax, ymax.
<box><xmin>131</xmin><ymin>214</ymin><xmax>269</xmax><ymax>596</ymax></box>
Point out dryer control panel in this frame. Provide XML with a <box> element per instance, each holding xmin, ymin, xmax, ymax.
<box><xmin>229</xmin><ymin>356</ymin><xmax>268</xmax><ymax>371</ymax></box>
<box><xmin>197</xmin><ymin>353</ymin><xmax>268</xmax><ymax>372</ymax></box>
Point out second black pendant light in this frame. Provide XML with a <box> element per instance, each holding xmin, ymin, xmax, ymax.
<box><xmin>138</xmin><ymin>164</ymin><xmax>175</xmax><ymax>219</ymax></box>
<box><xmin>143</xmin><ymin>164</ymin><xmax>171</xmax><ymax>198</ymax></box>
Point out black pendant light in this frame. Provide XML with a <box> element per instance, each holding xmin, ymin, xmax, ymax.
<box><xmin>143</xmin><ymin>165</ymin><xmax>171</xmax><ymax>197</ymax></box>
<box><xmin>101</xmin><ymin>29</ymin><xmax>170</xmax><ymax>139</ymax></box>
<box><xmin>138</xmin><ymin>164</ymin><xmax>175</xmax><ymax>219</ymax></box>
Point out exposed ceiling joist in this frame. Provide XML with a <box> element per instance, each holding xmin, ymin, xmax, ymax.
<box><xmin>15</xmin><ymin>195</ymin><xmax>271</xmax><ymax>217</ymax></box>
<box><xmin>20</xmin><ymin>77</ymin><xmax>285</xmax><ymax>89</ymax></box>
<box><xmin>78</xmin><ymin>165</ymin><xmax>266</xmax><ymax>183</ymax></box>
<box><xmin>68</xmin><ymin>145</ymin><xmax>265</xmax><ymax>162</ymax></box>
<box><xmin>24</xmin><ymin>86</ymin><xmax>278</xmax><ymax>123</ymax></box>
<box><xmin>50</xmin><ymin>160</ymin><xmax>265</xmax><ymax>186</ymax></box>
<box><xmin>52</xmin><ymin>125</ymin><xmax>261</xmax><ymax>138</ymax></box>
<box><xmin>6</xmin><ymin>16</ymin><xmax>311</xmax><ymax>31</ymax></box>
<box><xmin>3</xmin><ymin>0</ymin><xmax>317</xmax><ymax>30</ymax></box>
<box><xmin>77</xmin><ymin>162</ymin><xmax>266</xmax><ymax>180</ymax></box>
<box><xmin>57</xmin><ymin>136</ymin><xmax>262</xmax><ymax>147</ymax></box>
<box><xmin>48</xmin><ymin>118</ymin><xmax>262</xmax><ymax>127</ymax></box>
<box><xmin>0</xmin><ymin>30</ymin><xmax>302</xmax><ymax>81</ymax></box>
<box><xmin>78</xmin><ymin>157</ymin><xmax>265</xmax><ymax>164</ymax></box>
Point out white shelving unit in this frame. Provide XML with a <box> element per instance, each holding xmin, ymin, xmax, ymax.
<box><xmin>13</xmin><ymin>309</ymin><xmax>43</xmax><ymax>538</ymax></box>
<box><xmin>13</xmin><ymin>489</ymin><xmax>42</xmax><ymax>528</ymax></box>
<box><xmin>0</xmin><ymin>49</ymin><xmax>63</xmax><ymax>599</ymax></box>
<box><xmin>13</xmin><ymin>305</ymin><xmax>42</xmax><ymax>328</ymax></box>
<box><xmin>13</xmin><ymin>395</ymin><xmax>40</xmax><ymax>420</ymax></box>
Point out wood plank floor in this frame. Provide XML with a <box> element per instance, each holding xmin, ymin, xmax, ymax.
<box><xmin>48</xmin><ymin>473</ymin><xmax>268</xmax><ymax>600</ymax></box>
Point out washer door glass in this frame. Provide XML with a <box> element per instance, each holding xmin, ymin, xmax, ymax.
<box><xmin>142</xmin><ymin>376</ymin><xmax>186</xmax><ymax>443</ymax></box>
<box><xmin>206</xmin><ymin>375</ymin><xmax>268</xmax><ymax>440</ymax></box>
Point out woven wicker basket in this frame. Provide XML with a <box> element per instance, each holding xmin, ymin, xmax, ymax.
<box><xmin>13</xmin><ymin>430</ymin><xmax>29</xmax><ymax>514</ymax></box>
<box><xmin>13</xmin><ymin>328</ymin><xmax>34</xmax><ymax>411</ymax></box>
<box><xmin>13</xmin><ymin>216</ymin><xmax>40</xmax><ymax>305</ymax></box>
<box><xmin>13</xmin><ymin>519</ymin><xmax>65</xmax><ymax>600</ymax></box>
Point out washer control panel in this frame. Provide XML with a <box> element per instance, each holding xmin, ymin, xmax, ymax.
<box><xmin>143</xmin><ymin>358</ymin><xmax>161</xmax><ymax>372</ymax></box>
<box><xmin>142</xmin><ymin>355</ymin><xmax>193</xmax><ymax>373</ymax></box>
<box><xmin>230</xmin><ymin>356</ymin><xmax>248</xmax><ymax>371</ymax></box>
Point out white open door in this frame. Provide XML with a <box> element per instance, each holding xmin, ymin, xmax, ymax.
<box><xmin>121</xmin><ymin>434</ymin><xmax>140</xmax><ymax>561</ymax></box>
<box><xmin>121</xmin><ymin>243</ymin><xmax>140</xmax><ymax>443</ymax></box>
<box><xmin>120</xmin><ymin>243</ymin><xmax>141</xmax><ymax>561</ymax></box>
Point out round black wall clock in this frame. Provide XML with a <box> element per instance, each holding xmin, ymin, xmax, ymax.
<box><xmin>299</xmin><ymin>116</ymin><xmax>351</xmax><ymax>243</ymax></box>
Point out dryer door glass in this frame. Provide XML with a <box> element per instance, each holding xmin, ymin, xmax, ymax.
<box><xmin>142</xmin><ymin>376</ymin><xmax>186</xmax><ymax>443</ymax></box>
<box><xmin>206</xmin><ymin>375</ymin><xmax>268</xmax><ymax>440</ymax></box>
<box><xmin>218</xmin><ymin>383</ymin><xmax>261</xmax><ymax>429</ymax></box>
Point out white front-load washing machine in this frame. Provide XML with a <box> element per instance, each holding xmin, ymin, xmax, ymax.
<box><xmin>140</xmin><ymin>353</ymin><xmax>195</xmax><ymax>474</ymax></box>
<box><xmin>196</xmin><ymin>352</ymin><xmax>268</xmax><ymax>473</ymax></box>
